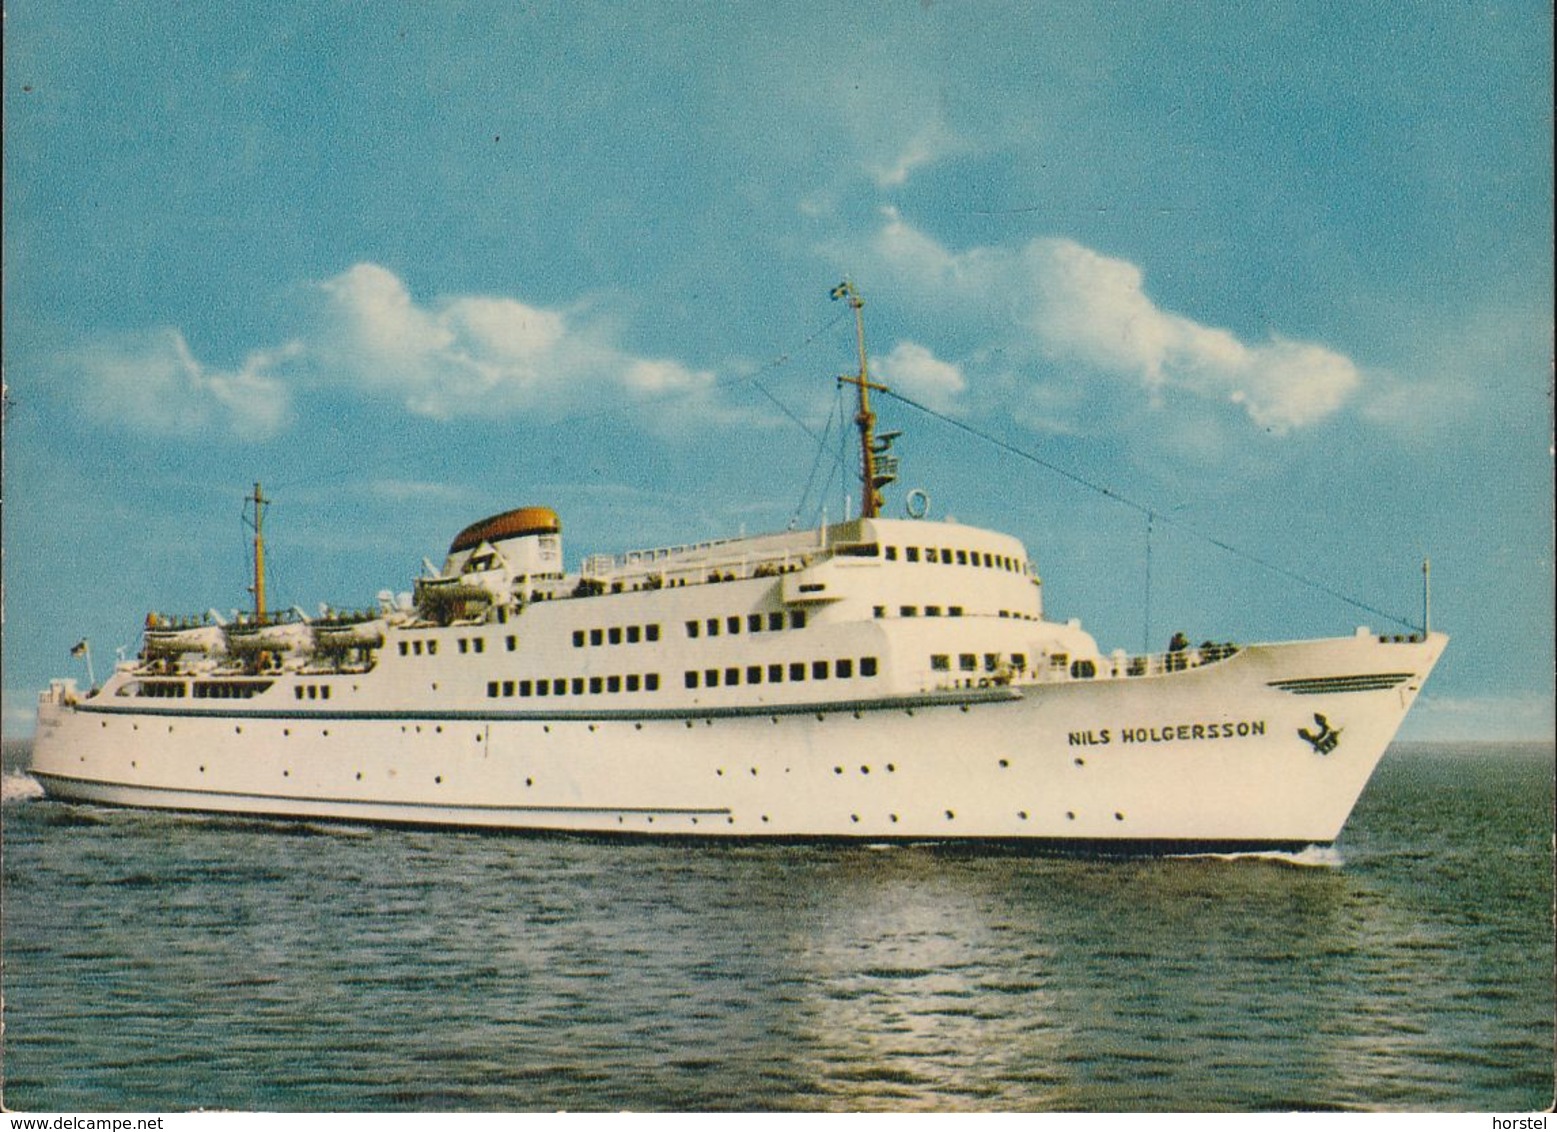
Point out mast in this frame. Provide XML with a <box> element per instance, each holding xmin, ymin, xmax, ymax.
<box><xmin>250</xmin><ymin>481</ymin><xmax>269</xmax><ymax>624</ymax></box>
<box><xmin>831</xmin><ymin>281</ymin><xmax>897</xmax><ymax>520</ymax></box>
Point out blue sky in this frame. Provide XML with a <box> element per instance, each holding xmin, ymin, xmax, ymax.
<box><xmin>4</xmin><ymin>1</ymin><xmax>1551</xmax><ymax>741</ymax></box>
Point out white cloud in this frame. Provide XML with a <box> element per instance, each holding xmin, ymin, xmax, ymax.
<box><xmin>69</xmin><ymin>329</ymin><xmax>294</xmax><ymax>441</ymax></box>
<box><xmin>311</xmin><ymin>264</ymin><xmax>714</xmax><ymax>419</ymax></box>
<box><xmin>874</xmin><ymin>341</ymin><xmax>965</xmax><ymax>411</ymax></box>
<box><xmin>867</xmin><ymin>212</ymin><xmax>1362</xmax><ymax>434</ymax></box>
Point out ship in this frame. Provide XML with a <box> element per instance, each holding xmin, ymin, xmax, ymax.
<box><xmin>31</xmin><ymin>283</ymin><xmax>1446</xmax><ymax>850</ymax></box>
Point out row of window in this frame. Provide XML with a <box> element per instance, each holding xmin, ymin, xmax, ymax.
<box><xmin>686</xmin><ymin>610</ymin><xmax>807</xmax><ymax>639</ymax></box>
<box><xmin>571</xmin><ymin>623</ymin><xmax>663</xmax><ymax>648</ymax></box>
<box><xmin>930</xmin><ymin>652</ymin><xmax>1028</xmax><ymax>673</ymax></box>
<box><xmin>129</xmin><ymin>680</ymin><xmax>275</xmax><ymax>699</ymax></box>
<box><xmin>876</xmin><ymin>604</ymin><xmax>965</xmax><ymax>619</ymax></box>
<box><xmin>686</xmin><ymin>656</ymin><xmax>878</xmax><ymax>688</ymax></box>
<box><xmin>400</xmin><ymin>635</ymin><xmax>520</xmax><ymax>657</ymax></box>
<box><xmin>487</xmin><ymin>673</ymin><xmax>664</xmax><ymax>698</ymax></box>
<box><xmin>880</xmin><ymin>544</ymin><xmax>1027</xmax><ymax>573</ymax></box>
<box><xmin>293</xmin><ymin>684</ymin><xmax>334</xmax><ymax>700</ymax></box>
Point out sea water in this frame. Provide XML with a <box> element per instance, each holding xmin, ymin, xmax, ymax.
<box><xmin>2</xmin><ymin>740</ymin><xmax>1551</xmax><ymax>1112</ymax></box>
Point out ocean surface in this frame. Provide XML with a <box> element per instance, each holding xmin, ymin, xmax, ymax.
<box><xmin>2</xmin><ymin>739</ymin><xmax>1551</xmax><ymax>1113</ymax></box>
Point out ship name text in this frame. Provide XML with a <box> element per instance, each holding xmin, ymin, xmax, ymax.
<box><xmin>1068</xmin><ymin>720</ymin><xmax>1268</xmax><ymax>746</ymax></box>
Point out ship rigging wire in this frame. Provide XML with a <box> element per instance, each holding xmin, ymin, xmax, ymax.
<box><xmin>877</xmin><ymin>385</ymin><xmax>1421</xmax><ymax>633</ymax></box>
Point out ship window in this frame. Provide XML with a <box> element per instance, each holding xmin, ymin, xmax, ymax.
<box><xmin>941</xmin><ymin>551</ymin><xmax>956</xmax><ymax>567</ymax></box>
<box><xmin>861</xmin><ymin>656</ymin><xmax>878</xmax><ymax>677</ymax></box>
<box><xmin>686</xmin><ymin>620</ymin><xmax>699</xmax><ymax>638</ymax></box>
<box><xmin>475</xmin><ymin>638</ymin><xmax>484</xmax><ymax>653</ymax></box>
<box><xmin>520</xmin><ymin>680</ymin><xmax>533</xmax><ymax>696</ymax></box>
<box><xmin>725</xmin><ymin>666</ymin><xmax>740</xmax><ymax>685</ymax></box>
<box><xmin>748</xmin><ymin>613</ymin><xmax>763</xmax><ymax>633</ymax></box>
<box><xmin>608</xmin><ymin>675</ymin><xmax>621</xmax><ymax>693</ymax></box>
<box><xmin>459</xmin><ymin>639</ymin><xmax>469</xmax><ymax>654</ymax></box>
<box><xmin>907</xmin><ymin>547</ymin><xmax>920</xmax><ymax>562</ymax></box>
<box><xmin>926</xmin><ymin>606</ymin><xmax>941</xmax><ymax>617</ymax></box>
<box><xmin>900</xmin><ymin>606</ymin><xmax>917</xmax><ymax>617</ymax></box>
<box><xmin>874</xmin><ymin>606</ymin><xmax>885</xmax><ymax>618</ymax></box>
<box><xmin>609</xmin><ymin>627</ymin><xmax>622</xmax><ymax>645</ymax></box>
<box><xmin>590</xmin><ymin>676</ymin><xmax>603</xmax><ymax>694</ymax></box>
<box><xmin>925</xmin><ymin>547</ymin><xmax>938</xmax><ymax>563</ymax></box>
<box><xmin>835</xmin><ymin>658</ymin><xmax>853</xmax><ymax>679</ymax></box>
<box><xmin>768</xmin><ymin>663</ymin><xmax>783</xmax><ymax>683</ymax></box>
<box><xmin>727</xmin><ymin>616</ymin><xmax>741</xmax><ymax>635</ymax></box>
<box><xmin>812</xmin><ymin>660</ymin><xmax>828</xmax><ymax>680</ymax></box>
<box><xmin>428</xmin><ymin>640</ymin><xmax>438</xmax><ymax>655</ymax></box>
<box><xmin>414</xmin><ymin>641</ymin><xmax>424</xmax><ymax>656</ymax></box>
<box><xmin>686</xmin><ymin>671</ymin><xmax>699</xmax><ymax>689</ymax></box>
<box><xmin>590</xmin><ymin>628</ymin><xmax>604</xmax><ymax>646</ymax></box>
<box><xmin>646</xmin><ymin>624</ymin><xmax>660</xmax><ymax>642</ymax></box>
<box><xmin>399</xmin><ymin>641</ymin><xmax>408</xmax><ymax>656</ymax></box>
<box><xmin>572</xmin><ymin>677</ymin><xmax>584</xmax><ymax>695</ymax></box>
<box><xmin>931</xmin><ymin>654</ymin><xmax>950</xmax><ymax>671</ymax></box>
<box><xmin>646</xmin><ymin>673</ymin><xmax>659</xmax><ymax>691</ymax></box>
<box><xmin>985</xmin><ymin>653</ymin><xmax>1000</xmax><ymax>672</ymax></box>
<box><xmin>960</xmin><ymin>654</ymin><xmax>977</xmax><ymax>672</ymax></box>
<box><xmin>536</xmin><ymin>680</ymin><xmax>548</xmax><ymax>696</ymax></box>
<box><xmin>310</xmin><ymin>685</ymin><xmax>320</xmax><ymax>700</ymax></box>
<box><xmin>573</xmin><ymin>630</ymin><xmax>586</xmax><ymax>648</ymax></box>
<box><xmin>957</xmin><ymin>550</ymin><xmax>968</xmax><ymax>565</ymax></box>
<box><xmin>626</xmin><ymin>625</ymin><xmax>640</xmax><ymax>643</ymax></box>
<box><xmin>506</xmin><ymin>635</ymin><xmax>517</xmax><ymax>651</ymax></box>
<box><xmin>295</xmin><ymin>685</ymin><xmax>305</xmax><ymax>700</ymax></box>
<box><xmin>789</xmin><ymin>610</ymin><xmax>806</xmax><ymax>629</ymax></box>
<box><xmin>747</xmin><ymin>665</ymin><xmax>762</xmax><ymax>685</ymax></box>
<box><xmin>949</xmin><ymin>606</ymin><xmax>963</xmax><ymax>617</ymax></box>
<box><xmin>707</xmin><ymin>618</ymin><xmax>720</xmax><ymax>637</ymax></box>
<box><xmin>487</xmin><ymin>681</ymin><xmax>499</xmax><ymax>698</ymax></box>
<box><xmin>1012</xmin><ymin>653</ymin><xmax>1027</xmax><ymax>671</ymax></box>
<box><xmin>885</xmin><ymin>546</ymin><xmax>898</xmax><ymax>561</ymax></box>
<box><xmin>983</xmin><ymin>552</ymin><xmax>994</xmax><ymax>567</ymax></box>
<box><xmin>790</xmin><ymin>662</ymin><xmax>806</xmax><ymax>682</ymax></box>
<box><xmin>706</xmin><ymin>668</ymin><xmax>720</xmax><ymax>687</ymax></box>
<box><xmin>626</xmin><ymin>674</ymin><xmax>640</xmax><ymax>692</ymax></box>
<box><xmin>498</xmin><ymin>606</ymin><xmax>508</xmax><ymax>624</ymax></box>
<box><xmin>503</xmin><ymin>680</ymin><xmax>515</xmax><ymax>697</ymax></box>
<box><xmin>769</xmin><ymin>612</ymin><xmax>784</xmax><ymax>631</ymax></box>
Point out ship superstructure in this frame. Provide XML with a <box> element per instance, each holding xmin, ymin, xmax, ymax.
<box><xmin>32</xmin><ymin>285</ymin><xmax>1445</xmax><ymax>848</ymax></box>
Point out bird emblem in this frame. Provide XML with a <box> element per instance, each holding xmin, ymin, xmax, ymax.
<box><xmin>1298</xmin><ymin>712</ymin><xmax>1342</xmax><ymax>755</ymax></box>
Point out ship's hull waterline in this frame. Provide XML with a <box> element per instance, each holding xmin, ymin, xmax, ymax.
<box><xmin>33</xmin><ymin>632</ymin><xmax>1445</xmax><ymax>847</ymax></box>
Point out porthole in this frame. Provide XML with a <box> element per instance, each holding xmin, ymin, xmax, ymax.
<box><xmin>435</xmin><ymin>775</ymin><xmax>443</xmax><ymax>784</ymax></box>
<box><xmin>859</xmin><ymin>766</ymin><xmax>869</xmax><ymax>775</ymax></box>
<box><xmin>890</xmin><ymin>814</ymin><xmax>899</xmax><ymax>823</ymax></box>
<box><xmin>1018</xmin><ymin>810</ymin><xmax>1028</xmax><ymax>820</ymax></box>
<box><xmin>945</xmin><ymin>810</ymin><xmax>955</xmax><ymax>820</ymax></box>
<box><xmin>850</xmin><ymin>814</ymin><xmax>859</xmax><ymax>823</ymax></box>
<box><xmin>1074</xmin><ymin>757</ymin><xmax>1085</xmax><ymax>766</ymax></box>
<box><xmin>1114</xmin><ymin>812</ymin><xmax>1125</xmax><ymax>821</ymax></box>
<box><xmin>833</xmin><ymin>767</ymin><xmax>843</xmax><ymax>775</ymax></box>
<box><xmin>999</xmin><ymin>758</ymin><xmax>1009</xmax><ymax>768</ymax></box>
<box><xmin>1066</xmin><ymin>811</ymin><xmax>1076</xmax><ymax>820</ymax></box>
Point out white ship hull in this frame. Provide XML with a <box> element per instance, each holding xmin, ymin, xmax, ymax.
<box><xmin>32</xmin><ymin>629</ymin><xmax>1444</xmax><ymax>849</ymax></box>
<box><xmin>31</xmin><ymin>289</ymin><xmax>1446</xmax><ymax>850</ymax></box>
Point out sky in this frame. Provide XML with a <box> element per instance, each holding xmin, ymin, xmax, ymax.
<box><xmin>3</xmin><ymin>1</ymin><xmax>1551</xmax><ymax>742</ymax></box>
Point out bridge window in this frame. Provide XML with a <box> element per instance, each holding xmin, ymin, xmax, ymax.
<box><xmin>860</xmin><ymin>657</ymin><xmax>878</xmax><ymax>677</ymax></box>
<box><xmin>835</xmin><ymin>658</ymin><xmax>853</xmax><ymax>679</ymax></box>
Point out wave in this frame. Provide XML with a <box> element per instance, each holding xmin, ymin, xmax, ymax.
<box><xmin>2</xmin><ymin>770</ymin><xmax>45</xmax><ymax>804</ymax></box>
<box><xmin>1170</xmin><ymin>844</ymin><xmax>1344</xmax><ymax>868</ymax></box>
